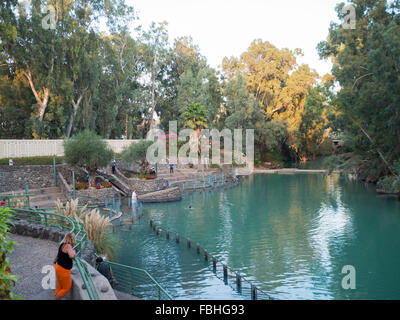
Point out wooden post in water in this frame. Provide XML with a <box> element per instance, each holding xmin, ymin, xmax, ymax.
<box><xmin>187</xmin><ymin>240</ymin><xmax>191</xmax><ymax>248</ymax></box>
<box><xmin>166</xmin><ymin>232</ymin><xmax>170</xmax><ymax>240</ymax></box>
<box><xmin>175</xmin><ymin>235</ymin><xmax>180</xmax><ymax>243</ymax></box>
<box><xmin>196</xmin><ymin>245</ymin><xmax>200</xmax><ymax>254</ymax></box>
<box><xmin>236</xmin><ymin>273</ymin><xmax>241</xmax><ymax>290</ymax></box>
<box><xmin>212</xmin><ymin>258</ymin><xmax>217</xmax><ymax>271</ymax></box>
<box><xmin>223</xmin><ymin>265</ymin><xmax>228</xmax><ymax>281</ymax></box>
<box><xmin>251</xmin><ymin>285</ymin><xmax>257</xmax><ymax>300</ymax></box>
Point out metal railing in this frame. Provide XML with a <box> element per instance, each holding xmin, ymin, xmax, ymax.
<box><xmin>149</xmin><ymin>219</ymin><xmax>274</xmax><ymax>300</ymax></box>
<box><xmin>8</xmin><ymin>206</ymin><xmax>172</xmax><ymax>300</ymax></box>
<box><xmin>97</xmin><ymin>258</ymin><xmax>173</xmax><ymax>300</ymax></box>
<box><xmin>1</xmin><ymin>194</ymin><xmax>31</xmax><ymax>208</ymax></box>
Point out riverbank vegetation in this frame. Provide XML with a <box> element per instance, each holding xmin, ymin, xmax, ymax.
<box><xmin>0</xmin><ymin>208</ymin><xmax>20</xmax><ymax>300</ymax></box>
<box><xmin>1</xmin><ymin>0</ymin><xmax>399</xmax><ymax>191</ymax></box>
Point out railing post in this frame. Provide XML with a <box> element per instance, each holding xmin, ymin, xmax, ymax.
<box><xmin>25</xmin><ymin>184</ymin><xmax>30</xmax><ymax>208</ymax></box>
<box><xmin>53</xmin><ymin>157</ymin><xmax>57</xmax><ymax>187</ymax></box>
<box><xmin>72</xmin><ymin>171</ymin><xmax>76</xmax><ymax>200</ymax></box>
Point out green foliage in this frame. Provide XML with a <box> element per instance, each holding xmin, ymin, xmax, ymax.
<box><xmin>182</xmin><ymin>103</ymin><xmax>208</xmax><ymax>133</ymax></box>
<box><xmin>64</xmin><ymin>130</ymin><xmax>114</xmax><ymax>176</ymax></box>
<box><xmin>0</xmin><ymin>208</ymin><xmax>20</xmax><ymax>300</ymax></box>
<box><xmin>318</xmin><ymin>0</ymin><xmax>400</xmax><ymax>177</ymax></box>
<box><xmin>121</xmin><ymin>140</ymin><xmax>153</xmax><ymax>173</ymax></box>
<box><xmin>0</xmin><ymin>156</ymin><xmax>64</xmax><ymax>166</ymax></box>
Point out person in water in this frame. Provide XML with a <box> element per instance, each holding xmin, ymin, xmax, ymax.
<box><xmin>54</xmin><ymin>233</ymin><xmax>76</xmax><ymax>300</ymax></box>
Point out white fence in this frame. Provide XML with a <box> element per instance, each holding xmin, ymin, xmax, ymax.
<box><xmin>0</xmin><ymin>139</ymin><xmax>139</xmax><ymax>158</ymax></box>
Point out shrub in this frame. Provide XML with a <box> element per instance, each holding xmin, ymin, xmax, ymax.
<box><xmin>75</xmin><ymin>182</ymin><xmax>89</xmax><ymax>190</ymax></box>
<box><xmin>101</xmin><ymin>181</ymin><xmax>113</xmax><ymax>189</ymax></box>
<box><xmin>0</xmin><ymin>208</ymin><xmax>20</xmax><ymax>300</ymax></box>
<box><xmin>64</xmin><ymin>130</ymin><xmax>114</xmax><ymax>185</ymax></box>
<box><xmin>121</xmin><ymin>140</ymin><xmax>153</xmax><ymax>174</ymax></box>
<box><xmin>377</xmin><ymin>176</ymin><xmax>400</xmax><ymax>193</ymax></box>
<box><xmin>211</xmin><ymin>164</ymin><xmax>220</xmax><ymax>169</ymax></box>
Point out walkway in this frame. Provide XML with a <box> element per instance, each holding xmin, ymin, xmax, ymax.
<box><xmin>8</xmin><ymin>234</ymin><xmax>58</xmax><ymax>299</ymax></box>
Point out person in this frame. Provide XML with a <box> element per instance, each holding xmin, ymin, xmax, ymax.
<box><xmin>9</xmin><ymin>158</ymin><xmax>13</xmax><ymax>166</ymax></box>
<box><xmin>54</xmin><ymin>233</ymin><xmax>76</xmax><ymax>300</ymax></box>
<box><xmin>111</xmin><ymin>160</ymin><xmax>116</xmax><ymax>174</ymax></box>
<box><xmin>188</xmin><ymin>205</ymin><xmax>192</xmax><ymax>209</ymax></box>
<box><xmin>169</xmin><ymin>163</ymin><xmax>174</xmax><ymax>174</ymax></box>
<box><xmin>0</xmin><ymin>199</ymin><xmax>6</xmax><ymax>206</ymax></box>
<box><xmin>96</xmin><ymin>257</ymin><xmax>117</xmax><ymax>286</ymax></box>
<box><xmin>131</xmin><ymin>189</ymin><xmax>137</xmax><ymax>209</ymax></box>
<box><xmin>164</xmin><ymin>180</ymin><xmax>169</xmax><ymax>189</ymax></box>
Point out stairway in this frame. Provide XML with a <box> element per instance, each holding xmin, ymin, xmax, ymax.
<box><xmin>1</xmin><ymin>186</ymin><xmax>67</xmax><ymax>209</ymax></box>
<box><xmin>156</xmin><ymin>163</ymin><xmax>221</xmax><ymax>188</ymax></box>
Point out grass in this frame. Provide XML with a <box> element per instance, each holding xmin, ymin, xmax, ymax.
<box><xmin>55</xmin><ymin>199</ymin><xmax>113</xmax><ymax>258</ymax></box>
<box><xmin>0</xmin><ymin>156</ymin><xmax>64</xmax><ymax>166</ymax></box>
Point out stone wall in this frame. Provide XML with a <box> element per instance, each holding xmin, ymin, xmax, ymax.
<box><xmin>0</xmin><ymin>165</ymin><xmax>55</xmax><ymax>193</ymax></box>
<box><xmin>138</xmin><ymin>186</ymin><xmax>182</xmax><ymax>203</ymax></box>
<box><xmin>75</xmin><ymin>187</ymin><xmax>117</xmax><ymax>206</ymax></box>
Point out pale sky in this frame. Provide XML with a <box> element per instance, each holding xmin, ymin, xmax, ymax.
<box><xmin>127</xmin><ymin>0</ymin><xmax>343</xmax><ymax>77</ymax></box>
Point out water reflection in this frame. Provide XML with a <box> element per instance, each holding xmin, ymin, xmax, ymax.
<box><xmin>114</xmin><ymin>173</ymin><xmax>400</xmax><ymax>300</ymax></box>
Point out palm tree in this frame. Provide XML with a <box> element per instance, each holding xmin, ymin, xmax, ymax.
<box><xmin>182</xmin><ymin>103</ymin><xmax>208</xmax><ymax>169</ymax></box>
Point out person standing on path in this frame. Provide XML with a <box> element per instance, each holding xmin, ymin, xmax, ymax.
<box><xmin>169</xmin><ymin>163</ymin><xmax>174</xmax><ymax>174</ymax></box>
<box><xmin>9</xmin><ymin>158</ymin><xmax>13</xmax><ymax>166</ymax></box>
<box><xmin>96</xmin><ymin>257</ymin><xmax>117</xmax><ymax>287</ymax></box>
<box><xmin>111</xmin><ymin>160</ymin><xmax>116</xmax><ymax>174</ymax></box>
<box><xmin>54</xmin><ymin>233</ymin><xmax>76</xmax><ymax>300</ymax></box>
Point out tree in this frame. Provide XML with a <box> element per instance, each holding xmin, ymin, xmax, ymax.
<box><xmin>64</xmin><ymin>130</ymin><xmax>114</xmax><ymax>185</ymax></box>
<box><xmin>296</xmin><ymin>82</ymin><xmax>334</xmax><ymax>161</ymax></box>
<box><xmin>182</xmin><ymin>103</ymin><xmax>208</xmax><ymax>137</ymax></box>
<box><xmin>121</xmin><ymin>140</ymin><xmax>153</xmax><ymax>174</ymax></box>
<box><xmin>317</xmin><ymin>0</ymin><xmax>400</xmax><ymax>178</ymax></box>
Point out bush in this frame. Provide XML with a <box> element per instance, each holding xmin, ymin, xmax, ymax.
<box><xmin>0</xmin><ymin>208</ymin><xmax>20</xmax><ymax>300</ymax></box>
<box><xmin>75</xmin><ymin>182</ymin><xmax>89</xmax><ymax>190</ymax></box>
<box><xmin>64</xmin><ymin>130</ymin><xmax>114</xmax><ymax>184</ymax></box>
<box><xmin>377</xmin><ymin>176</ymin><xmax>400</xmax><ymax>193</ymax></box>
<box><xmin>101</xmin><ymin>181</ymin><xmax>113</xmax><ymax>189</ymax></box>
<box><xmin>121</xmin><ymin>140</ymin><xmax>153</xmax><ymax>174</ymax></box>
<box><xmin>210</xmin><ymin>164</ymin><xmax>220</xmax><ymax>169</ymax></box>
<box><xmin>0</xmin><ymin>156</ymin><xmax>64</xmax><ymax>166</ymax></box>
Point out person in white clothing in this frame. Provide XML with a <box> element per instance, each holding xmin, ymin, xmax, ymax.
<box><xmin>9</xmin><ymin>158</ymin><xmax>13</xmax><ymax>166</ymax></box>
<box><xmin>131</xmin><ymin>189</ymin><xmax>137</xmax><ymax>210</ymax></box>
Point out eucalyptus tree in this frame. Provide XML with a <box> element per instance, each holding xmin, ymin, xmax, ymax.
<box><xmin>318</xmin><ymin>0</ymin><xmax>400</xmax><ymax>176</ymax></box>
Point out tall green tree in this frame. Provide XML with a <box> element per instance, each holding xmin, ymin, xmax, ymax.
<box><xmin>318</xmin><ymin>0</ymin><xmax>400</xmax><ymax>177</ymax></box>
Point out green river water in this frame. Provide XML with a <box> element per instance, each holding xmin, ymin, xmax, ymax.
<box><xmin>113</xmin><ymin>173</ymin><xmax>400</xmax><ymax>300</ymax></box>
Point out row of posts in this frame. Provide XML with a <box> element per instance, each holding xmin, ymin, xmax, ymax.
<box><xmin>149</xmin><ymin>220</ymin><xmax>259</xmax><ymax>300</ymax></box>
<box><xmin>182</xmin><ymin>173</ymin><xmax>227</xmax><ymax>192</ymax></box>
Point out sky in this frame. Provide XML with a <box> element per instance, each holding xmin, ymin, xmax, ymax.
<box><xmin>126</xmin><ymin>0</ymin><xmax>344</xmax><ymax>77</ymax></box>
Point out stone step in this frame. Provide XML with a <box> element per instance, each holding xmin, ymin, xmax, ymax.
<box><xmin>30</xmin><ymin>195</ymin><xmax>66</xmax><ymax>208</ymax></box>
<box><xmin>29</xmin><ymin>192</ymin><xmax>65</xmax><ymax>202</ymax></box>
<box><xmin>0</xmin><ymin>186</ymin><xmax>61</xmax><ymax>196</ymax></box>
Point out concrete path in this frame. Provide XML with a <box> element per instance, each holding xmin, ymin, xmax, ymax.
<box><xmin>8</xmin><ymin>234</ymin><xmax>58</xmax><ymax>300</ymax></box>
